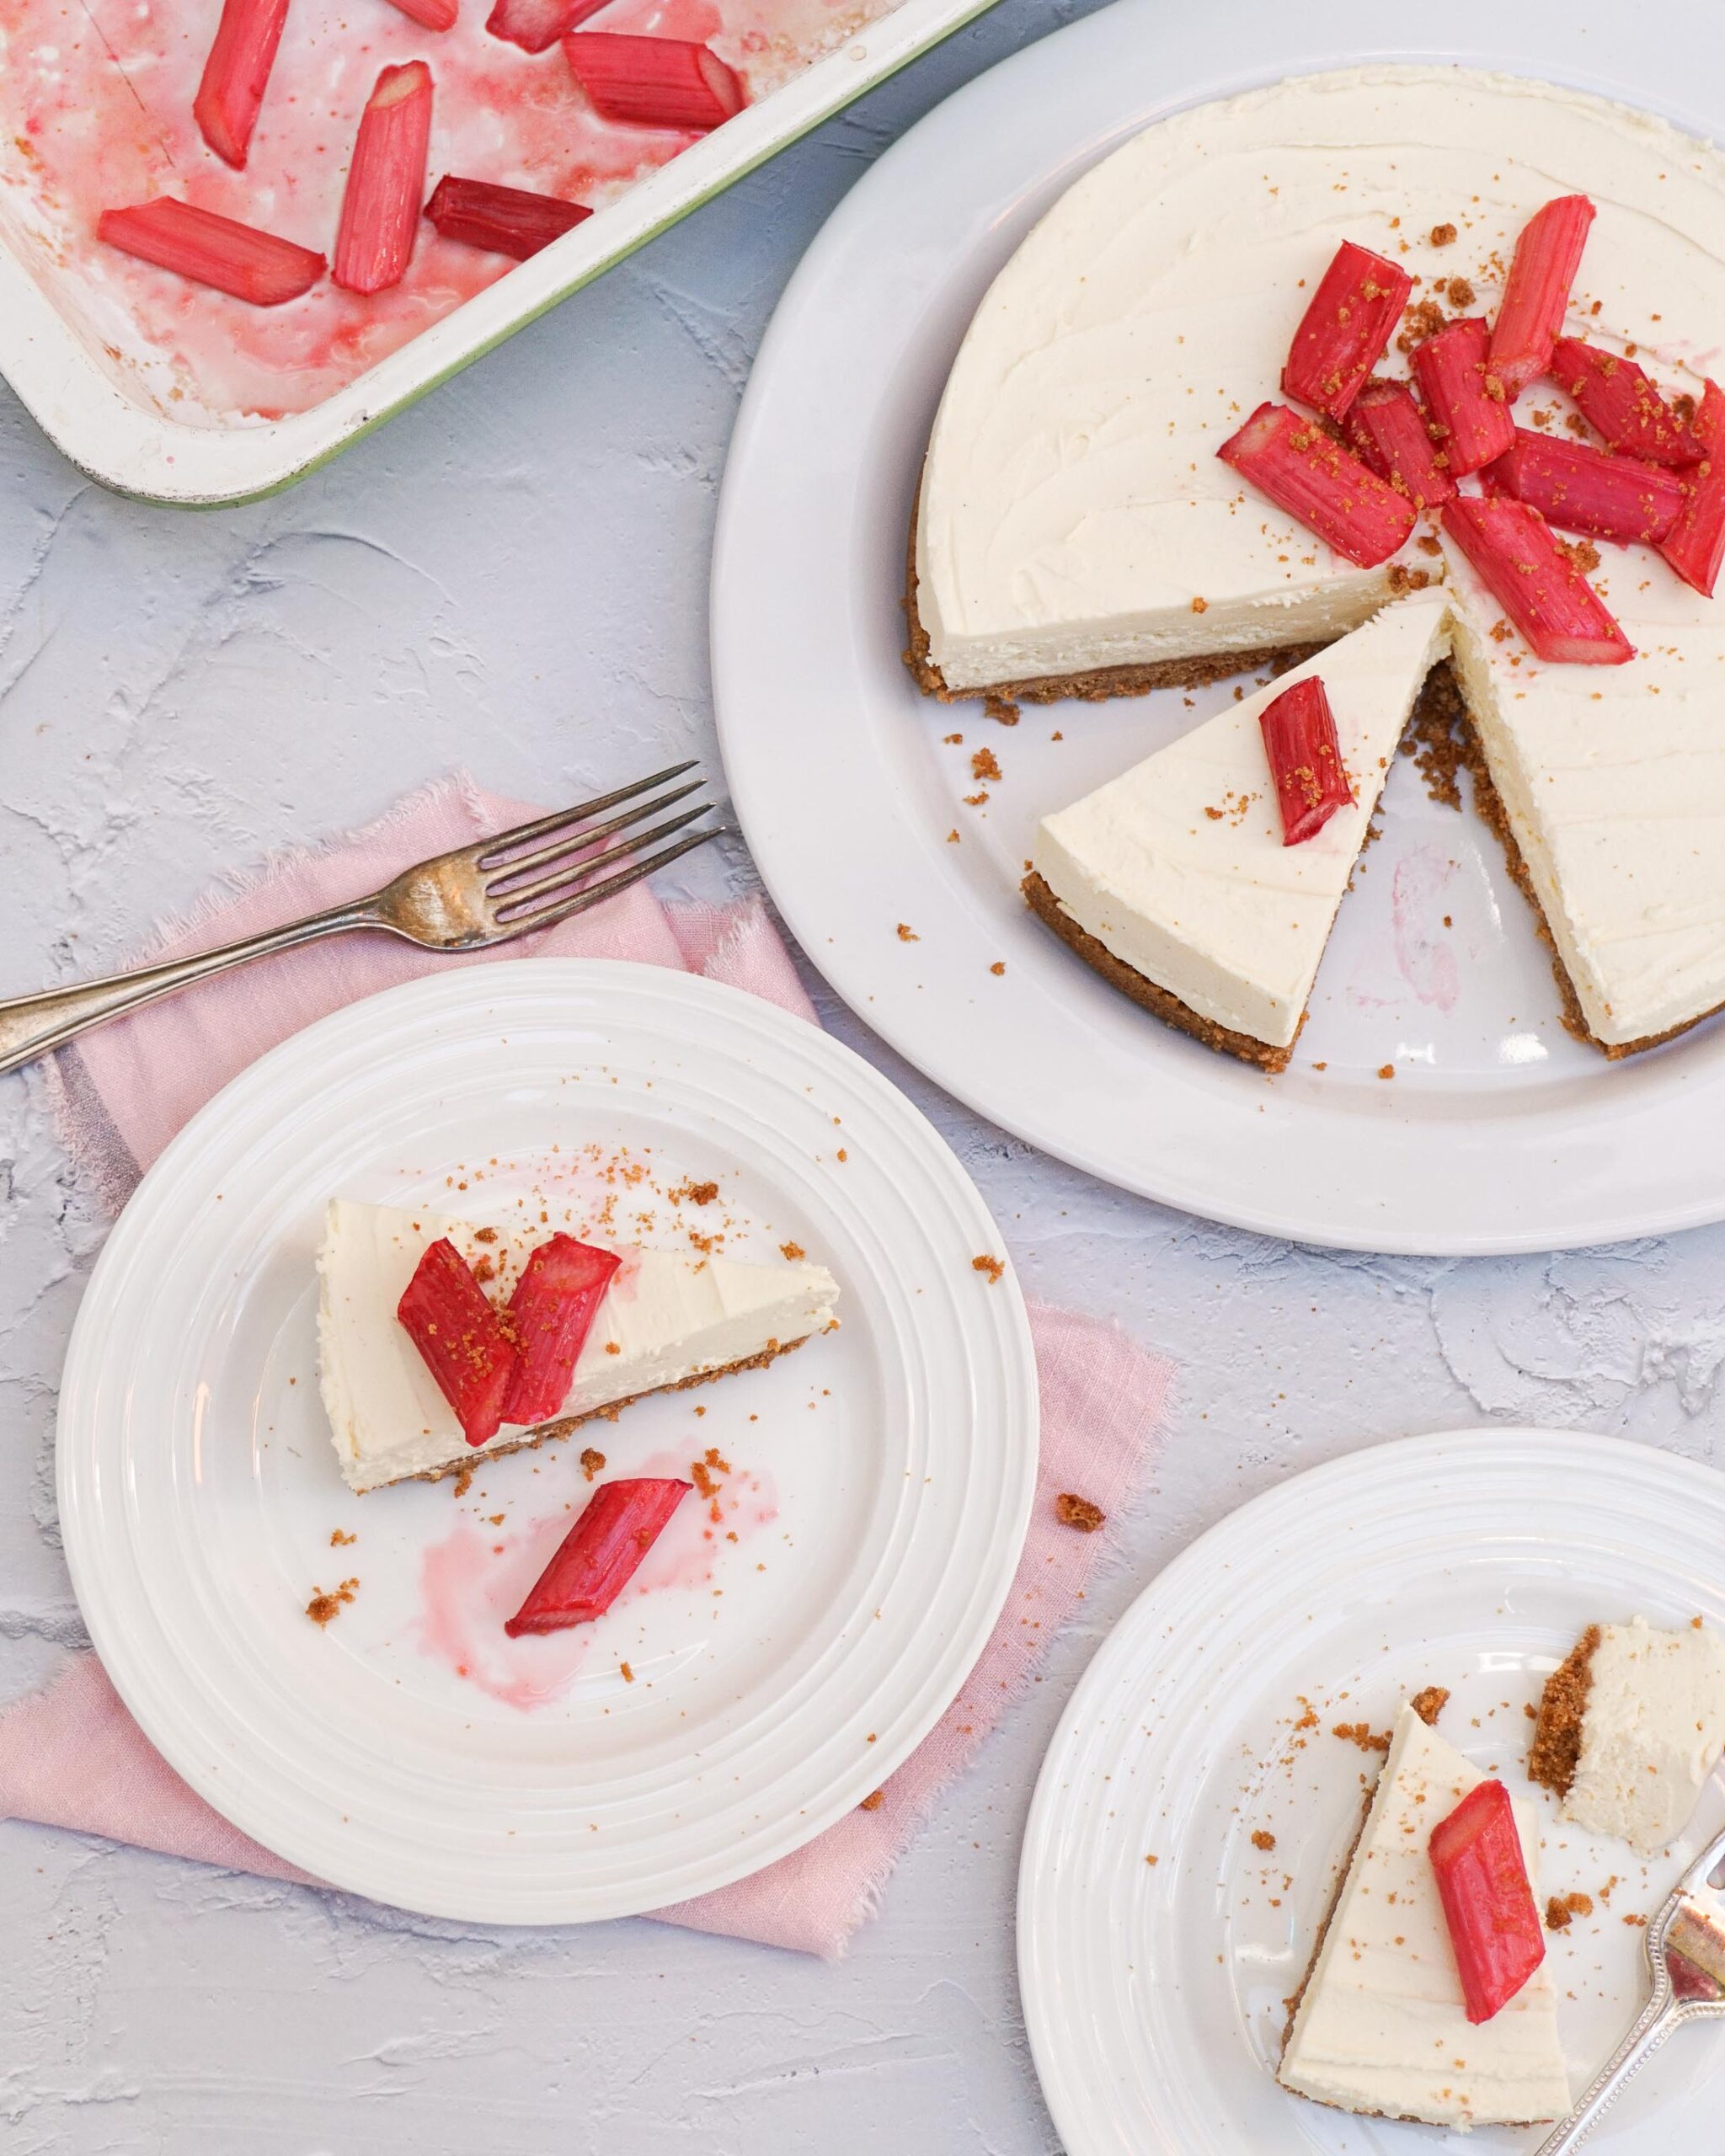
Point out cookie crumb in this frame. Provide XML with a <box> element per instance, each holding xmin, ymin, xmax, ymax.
<box><xmin>1377</xmin><ymin>1063</ymin><xmax>1396</xmax><ymax>1081</ymax></box>
<box><xmin>859</xmin><ymin>1790</ymin><xmax>885</xmax><ymax>1811</ymax></box>
<box><xmin>579</xmin><ymin>1447</ymin><xmax>606</xmax><ymax>1481</ymax></box>
<box><xmin>1056</xmin><ymin>1492</ymin><xmax>1105</xmax><ymax>1533</ymax></box>
<box><xmin>780</xmin><ymin>1241</ymin><xmax>806</xmax><ymax>1262</ymax></box>
<box><xmin>971</xmin><ymin>746</ymin><xmax>1002</xmax><ymax>784</ymax></box>
<box><xmin>329</xmin><ymin>1529</ymin><xmax>356</xmax><ymax>1548</ymax></box>
<box><xmin>989</xmin><ymin>961</ymin><xmax>1006</xmax><ymax>976</ymax></box>
<box><xmin>306</xmin><ymin>1578</ymin><xmax>359</xmax><ymax>1627</ymax></box>
<box><xmin>1332</xmin><ymin>1721</ymin><xmax>1392</xmax><ymax>1753</ymax></box>
<box><xmin>620</xmin><ymin>1661</ymin><xmax>634</xmax><ymax>1684</ymax></box>
<box><xmin>971</xmin><ymin>1254</ymin><xmax>1004</xmax><ymax>1283</ymax></box>
<box><xmin>1429</xmin><ymin>221</ymin><xmax>1457</xmax><ymax>246</ymax></box>
<box><xmin>1410</xmin><ymin>1685</ymin><xmax>1450</xmax><ymax>1726</ymax></box>
<box><xmin>896</xmin><ymin>922</ymin><xmax>920</xmax><ymax>942</ymax></box>
<box><xmin>1251</xmin><ymin>1828</ymin><xmax>1277</xmax><ymax>1852</ymax></box>
<box><xmin>983</xmin><ymin>693</ymin><xmax>1019</xmax><ymax>728</ymax></box>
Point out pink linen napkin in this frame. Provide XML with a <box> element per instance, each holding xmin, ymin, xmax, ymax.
<box><xmin>8</xmin><ymin>774</ymin><xmax>1173</xmax><ymax>1957</ymax></box>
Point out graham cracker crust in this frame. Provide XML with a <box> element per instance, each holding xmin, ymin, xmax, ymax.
<box><xmin>357</xmin><ymin>1334</ymin><xmax>813</xmax><ymax>1492</ymax></box>
<box><xmin>901</xmin><ymin>499</ymin><xmax>1322</xmax><ymax>703</ymax></box>
<box><xmin>1529</xmin><ymin>1623</ymin><xmax>1601</xmax><ymax>1798</ymax></box>
<box><xmin>1022</xmin><ymin>868</ymin><xmax>1300</xmax><ymax>1072</ymax></box>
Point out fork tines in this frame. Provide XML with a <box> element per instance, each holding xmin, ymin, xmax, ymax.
<box><xmin>480</xmin><ymin>761</ymin><xmax>724</xmax><ymax>929</ymax></box>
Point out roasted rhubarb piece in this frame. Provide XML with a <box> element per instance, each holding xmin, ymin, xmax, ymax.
<box><xmin>505</xmin><ymin>1478</ymin><xmax>692</xmax><ymax>1636</ymax></box>
<box><xmin>97</xmin><ymin>200</ymin><xmax>325</xmax><ymax>305</ymax></box>
<box><xmin>1341</xmin><ymin>377</ymin><xmax>1455</xmax><ymax>508</ymax></box>
<box><xmin>563</xmin><ymin>33</ymin><xmax>745</xmax><ymax>131</ymax></box>
<box><xmin>1258</xmin><ymin>676</ymin><xmax>1351</xmax><ymax>846</ymax></box>
<box><xmin>425</xmin><ymin>174</ymin><xmax>593</xmax><ymax>260</ymax></box>
<box><xmin>334</xmin><ymin>61</ymin><xmax>435</xmax><ymax>295</ymax></box>
<box><xmin>1661</xmin><ymin>379</ymin><xmax>1725</xmax><ymax>595</ymax></box>
<box><xmin>1443</xmin><ymin>496</ymin><xmax>1633</xmax><ymax>664</ymax></box>
<box><xmin>1428</xmin><ymin>1780</ymin><xmax>1546</xmax><ymax>2024</ymax></box>
<box><xmin>1489</xmin><ymin>195</ymin><xmax>1595</xmax><ymax>395</ymax></box>
<box><xmin>1281</xmin><ymin>242</ymin><xmax>1413</xmax><ymax>420</ymax></box>
<box><xmin>1216</xmin><ymin>402</ymin><xmax>1415</xmax><ymax>568</ymax></box>
<box><xmin>487</xmin><ymin>0</ymin><xmax>606</xmax><ymax>53</ymax></box>
<box><xmin>193</xmin><ymin>0</ymin><xmax>291</xmax><ymax>169</ymax></box>
<box><xmin>1410</xmin><ymin>316</ymin><xmax>1514</xmax><ymax>478</ymax></box>
<box><xmin>1482</xmin><ymin>428</ymin><xmax>1683</xmax><ymax>546</ymax></box>
<box><xmin>1551</xmin><ymin>339</ymin><xmax>1706</xmax><ymax>466</ymax></box>
<box><xmin>397</xmin><ymin>1237</ymin><xmax>517</xmax><ymax>1448</ymax></box>
<box><xmin>384</xmin><ymin>0</ymin><xmax>459</xmax><ymax>25</ymax></box>
<box><xmin>498</xmin><ymin>1235</ymin><xmax>621</xmax><ymax>1424</ymax></box>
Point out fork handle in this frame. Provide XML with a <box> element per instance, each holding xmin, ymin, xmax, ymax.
<box><xmin>0</xmin><ymin>899</ymin><xmax>383</xmax><ymax>1078</ymax></box>
<box><xmin>1530</xmin><ymin>1988</ymin><xmax>1680</xmax><ymax>2156</ymax></box>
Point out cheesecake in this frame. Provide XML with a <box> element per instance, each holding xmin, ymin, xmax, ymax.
<box><xmin>1028</xmin><ymin>588</ymin><xmax>1450</xmax><ymax>1069</ymax></box>
<box><xmin>1530</xmin><ymin>1617</ymin><xmax>1725</xmax><ymax>1855</ymax></box>
<box><xmin>912</xmin><ymin>65</ymin><xmax>1725</xmax><ymax>1058</ymax></box>
<box><xmin>1279</xmin><ymin>1700</ymin><xmax>1570</xmax><ymax>2128</ymax></box>
<box><xmin>317</xmin><ymin>1198</ymin><xmax>839</xmax><ymax>1494</ymax></box>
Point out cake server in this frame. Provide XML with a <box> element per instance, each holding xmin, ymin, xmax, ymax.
<box><xmin>1532</xmin><ymin>1820</ymin><xmax>1725</xmax><ymax>2153</ymax></box>
<box><xmin>0</xmin><ymin>762</ymin><xmax>724</xmax><ymax>1076</ymax></box>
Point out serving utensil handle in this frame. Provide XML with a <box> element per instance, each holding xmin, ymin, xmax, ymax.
<box><xmin>1531</xmin><ymin>1992</ymin><xmax>1679</xmax><ymax>2155</ymax></box>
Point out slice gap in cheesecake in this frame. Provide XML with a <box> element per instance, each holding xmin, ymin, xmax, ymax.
<box><xmin>1530</xmin><ymin>1616</ymin><xmax>1725</xmax><ymax>1854</ymax></box>
<box><xmin>1279</xmin><ymin>1698</ymin><xmax>1570</xmax><ymax>2129</ymax></box>
<box><xmin>318</xmin><ymin>1199</ymin><xmax>840</xmax><ymax>1493</ymax></box>
<box><xmin>1026</xmin><ymin>588</ymin><xmax>1451</xmax><ymax>1070</ymax></box>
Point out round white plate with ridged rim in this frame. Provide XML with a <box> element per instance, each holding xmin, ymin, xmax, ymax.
<box><xmin>56</xmin><ymin>959</ymin><xmax>1037</xmax><ymax>1924</ymax></box>
<box><xmin>712</xmin><ymin>0</ymin><xmax>1725</xmax><ymax>1255</ymax></box>
<box><xmin>1017</xmin><ymin>1428</ymin><xmax>1725</xmax><ymax>2155</ymax></box>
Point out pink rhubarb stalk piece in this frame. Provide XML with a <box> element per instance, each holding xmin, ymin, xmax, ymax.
<box><xmin>1341</xmin><ymin>376</ymin><xmax>1455</xmax><ymax>509</ymax></box>
<box><xmin>1482</xmin><ymin>427</ymin><xmax>1684</xmax><ymax>547</ymax></box>
<box><xmin>1429</xmin><ymin>1780</ymin><xmax>1546</xmax><ymax>2024</ymax></box>
<box><xmin>1215</xmin><ymin>401</ymin><xmax>1416</xmax><ymax>568</ymax></box>
<box><xmin>1442</xmin><ymin>495</ymin><xmax>1634</xmax><ymax>665</ymax></box>
<box><xmin>1551</xmin><ymin>338</ymin><xmax>1706</xmax><ymax>466</ymax></box>
<box><xmin>396</xmin><ymin>1237</ymin><xmax>518</xmax><ymax>1449</ymax></box>
<box><xmin>1488</xmin><ymin>195</ymin><xmax>1595</xmax><ymax>395</ymax></box>
<box><xmin>498</xmin><ymin>1235</ymin><xmax>622</xmax><ymax>1424</ymax></box>
<box><xmin>1410</xmin><ymin>316</ymin><xmax>1515</xmax><ymax>478</ymax></box>
<box><xmin>1661</xmin><ymin>378</ymin><xmax>1725</xmax><ymax>595</ymax></box>
<box><xmin>505</xmin><ymin>1479</ymin><xmax>692</xmax><ymax>1636</ymax></box>
<box><xmin>193</xmin><ymin>0</ymin><xmax>291</xmax><ymax>169</ymax></box>
<box><xmin>563</xmin><ymin>32</ymin><xmax>745</xmax><ymax>131</ymax></box>
<box><xmin>334</xmin><ymin>61</ymin><xmax>435</xmax><ymax>295</ymax></box>
<box><xmin>383</xmin><ymin>0</ymin><xmax>459</xmax><ymax>27</ymax></box>
<box><xmin>1281</xmin><ymin>241</ymin><xmax>1413</xmax><ymax>420</ymax></box>
<box><xmin>487</xmin><ymin>0</ymin><xmax>606</xmax><ymax>54</ymax></box>
<box><xmin>97</xmin><ymin>200</ymin><xmax>325</xmax><ymax>305</ymax></box>
<box><xmin>1258</xmin><ymin>676</ymin><xmax>1352</xmax><ymax>846</ymax></box>
<box><xmin>425</xmin><ymin>173</ymin><xmax>593</xmax><ymax>259</ymax></box>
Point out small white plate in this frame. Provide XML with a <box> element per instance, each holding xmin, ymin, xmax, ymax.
<box><xmin>1017</xmin><ymin>1428</ymin><xmax>1725</xmax><ymax>2156</ymax></box>
<box><xmin>712</xmin><ymin>0</ymin><xmax>1725</xmax><ymax>1254</ymax></box>
<box><xmin>56</xmin><ymin>960</ymin><xmax>1037</xmax><ymax>1924</ymax></box>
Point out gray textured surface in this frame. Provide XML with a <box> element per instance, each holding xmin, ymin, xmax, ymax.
<box><xmin>4</xmin><ymin>3</ymin><xmax>1725</xmax><ymax>2146</ymax></box>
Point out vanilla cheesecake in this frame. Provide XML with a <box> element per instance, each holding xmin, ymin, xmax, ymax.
<box><xmin>1531</xmin><ymin>1617</ymin><xmax>1725</xmax><ymax>1855</ymax></box>
<box><xmin>914</xmin><ymin>65</ymin><xmax>1725</xmax><ymax>1057</ymax></box>
<box><xmin>317</xmin><ymin>1199</ymin><xmax>840</xmax><ymax>1493</ymax></box>
<box><xmin>1280</xmin><ymin>1700</ymin><xmax>1570</xmax><ymax>2128</ymax></box>
<box><xmin>1028</xmin><ymin>589</ymin><xmax>1450</xmax><ymax>1068</ymax></box>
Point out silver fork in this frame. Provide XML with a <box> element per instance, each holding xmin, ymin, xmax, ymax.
<box><xmin>1531</xmin><ymin>1819</ymin><xmax>1725</xmax><ymax>2154</ymax></box>
<box><xmin>0</xmin><ymin>762</ymin><xmax>724</xmax><ymax>1078</ymax></box>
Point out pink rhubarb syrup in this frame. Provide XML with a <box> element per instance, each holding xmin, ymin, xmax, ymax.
<box><xmin>3</xmin><ymin>0</ymin><xmax>894</xmax><ymax>419</ymax></box>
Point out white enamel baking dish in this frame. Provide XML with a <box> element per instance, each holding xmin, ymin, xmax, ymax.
<box><xmin>0</xmin><ymin>0</ymin><xmax>996</xmax><ymax>507</ymax></box>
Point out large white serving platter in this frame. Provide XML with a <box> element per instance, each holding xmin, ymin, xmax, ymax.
<box><xmin>712</xmin><ymin>0</ymin><xmax>1725</xmax><ymax>1255</ymax></box>
<box><xmin>55</xmin><ymin>961</ymin><xmax>1038</xmax><ymax>1923</ymax></box>
<box><xmin>0</xmin><ymin>0</ymin><xmax>996</xmax><ymax>504</ymax></box>
<box><xmin>1017</xmin><ymin>1428</ymin><xmax>1725</xmax><ymax>2155</ymax></box>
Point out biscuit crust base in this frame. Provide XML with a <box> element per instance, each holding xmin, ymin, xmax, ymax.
<box><xmin>1528</xmin><ymin>1622</ymin><xmax>1601</xmax><ymax>1798</ymax></box>
<box><xmin>352</xmin><ymin>1335</ymin><xmax>812</xmax><ymax>1493</ymax></box>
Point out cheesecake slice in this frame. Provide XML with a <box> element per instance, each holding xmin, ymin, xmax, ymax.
<box><xmin>1280</xmin><ymin>1700</ymin><xmax>1570</xmax><ymax>2127</ymax></box>
<box><xmin>1530</xmin><ymin>1617</ymin><xmax>1725</xmax><ymax>1854</ymax></box>
<box><xmin>1028</xmin><ymin>589</ymin><xmax>1450</xmax><ymax>1070</ymax></box>
<box><xmin>317</xmin><ymin>1199</ymin><xmax>839</xmax><ymax>1493</ymax></box>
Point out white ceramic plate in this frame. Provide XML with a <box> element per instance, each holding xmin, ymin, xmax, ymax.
<box><xmin>56</xmin><ymin>960</ymin><xmax>1037</xmax><ymax>1923</ymax></box>
<box><xmin>1017</xmin><ymin>1428</ymin><xmax>1725</xmax><ymax>2156</ymax></box>
<box><xmin>712</xmin><ymin>0</ymin><xmax>1725</xmax><ymax>1255</ymax></box>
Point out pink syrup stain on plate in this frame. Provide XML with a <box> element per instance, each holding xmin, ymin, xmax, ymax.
<box><xmin>416</xmin><ymin>1440</ymin><xmax>777</xmax><ymax>1708</ymax></box>
<box><xmin>3</xmin><ymin>0</ymin><xmax>898</xmax><ymax>419</ymax></box>
<box><xmin>1391</xmin><ymin>845</ymin><xmax>1461</xmax><ymax>1011</ymax></box>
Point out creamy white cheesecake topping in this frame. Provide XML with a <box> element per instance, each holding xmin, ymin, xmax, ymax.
<box><xmin>317</xmin><ymin>1198</ymin><xmax>839</xmax><ymax>1494</ymax></box>
<box><xmin>1279</xmin><ymin>1701</ymin><xmax>1570</xmax><ymax>2128</ymax></box>
<box><xmin>1563</xmin><ymin>1617</ymin><xmax>1725</xmax><ymax>1854</ymax></box>
<box><xmin>927</xmin><ymin>65</ymin><xmax>1725</xmax><ymax>1048</ymax></box>
<box><xmin>1033</xmin><ymin>589</ymin><xmax>1450</xmax><ymax>1049</ymax></box>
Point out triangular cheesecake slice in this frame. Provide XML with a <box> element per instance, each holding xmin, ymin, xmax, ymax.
<box><xmin>317</xmin><ymin>1199</ymin><xmax>840</xmax><ymax>1493</ymax></box>
<box><xmin>1280</xmin><ymin>1701</ymin><xmax>1570</xmax><ymax>2129</ymax></box>
<box><xmin>1027</xmin><ymin>587</ymin><xmax>1450</xmax><ymax>1070</ymax></box>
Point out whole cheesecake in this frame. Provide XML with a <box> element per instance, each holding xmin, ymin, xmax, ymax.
<box><xmin>911</xmin><ymin>67</ymin><xmax>1725</xmax><ymax>1058</ymax></box>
